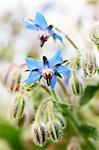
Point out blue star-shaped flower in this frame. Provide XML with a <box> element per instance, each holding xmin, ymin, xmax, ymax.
<box><xmin>24</xmin><ymin>12</ymin><xmax>63</xmax><ymax>47</ymax></box>
<box><xmin>25</xmin><ymin>49</ymin><xmax>71</xmax><ymax>89</ymax></box>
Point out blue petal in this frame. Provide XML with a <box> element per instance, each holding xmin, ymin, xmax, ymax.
<box><xmin>56</xmin><ymin>66</ymin><xmax>71</xmax><ymax>77</ymax></box>
<box><xmin>49</xmin><ymin>49</ymin><xmax>63</xmax><ymax>68</ymax></box>
<box><xmin>48</xmin><ymin>29</ymin><xmax>63</xmax><ymax>43</ymax></box>
<box><xmin>25</xmin><ymin>71</ymin><xmax>41</xmax><ymax>84</ymax></box>
<box><xmin>26</xmin><ymin>58</ymin><xmax>44</xmax><ymax>70</ymax></box>
<box><xmin>23</xmin><ymin>19</ymin><xmax>40</xmax><ymax>30</ymax></box>
<box><xmin>35</xmin><ymin>12</ymin><xmax>48</xmax><ymax>30</ymax></box>
<box><xmin>50</xmin><ymin>74</ymin><xmax>56</xmax><ymax>89</ymax></box>
<box><xmin>53</xmin><ymin>33</ymin><xmax>63</xmax><ymax>43</ymax></box>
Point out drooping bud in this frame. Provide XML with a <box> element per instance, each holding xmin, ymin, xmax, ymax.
<box><xmin>3</xmin><ymin>64</ymin><xmax>22</xmax><ymax>92</ymax></box>
<box><xmin>82</xmin><ymin>47</ymin><xmax>97</xmax><ymax>77</ymax></box>
<box><xmin>11</xmin><ymin>95</ymin><xmax>25</xmax><ymax>121</ymax></box>
<box><xmin>47</xmin><ymin>120</ymin><xmax>63</xmax><ymax>142</ymax></box>
<box><xmin>89</xmin><ymin>22</ymin><xmax>99</xmax><ymax>50</ymax></box>
<box><xmin>31</xmin><ymin>123</ymin><xmax>47</xmax><ymax>146</ymax></box>
<box><xmin>71</xmin><ymin>71</ymin><xmax>83</xmax><ymax>95</ymax></box>
<box><xmin>55</xmin><ymin>112</ymin><xmax>67</xmax><ymax>129</ymax></box>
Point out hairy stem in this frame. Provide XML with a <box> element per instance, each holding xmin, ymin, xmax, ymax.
<box><xmin>35</xmin><ymin>98</ymin><xmax>50</xmax><ymax>126</ymax></box>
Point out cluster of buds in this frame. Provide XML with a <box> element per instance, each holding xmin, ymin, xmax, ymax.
<box><xmin>71</xmin><ymin>71</ymin><xmax>83</xmax><ymax>95</ymax></box>
<box><xmin>89</xmin><ymin>22</ymin><xmax>99</xmax><ymax>50</ymax></box>
<box><xmin>30</xmin><ymin>100</ymin><xmax>66</xmax><ymax>147</ymax></box>
<box><xmin>31</xmin><ymin>119</ymin><xmax>64</xmax><ymax>147</ymax></box>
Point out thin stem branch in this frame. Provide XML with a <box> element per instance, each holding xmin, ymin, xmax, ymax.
<box><xmin>35</xmin><ymin>98</ymin><xmax>50</xmax><ymax>126</ymax></box>
<box><xmin>55</xmin><ymin>27</ymin><xmax>79</xmax><ymax>51</ymax></box>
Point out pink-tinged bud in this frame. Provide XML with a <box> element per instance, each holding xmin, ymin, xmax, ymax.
<box><xmin>2</xmin><ymin>64</ymin><xmax>23</xmax><ymax>92</ymax></box>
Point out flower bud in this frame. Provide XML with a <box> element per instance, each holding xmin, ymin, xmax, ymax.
<box><xmin>11</xmin><ymin>95</ymin><xmax>25</xmax><ymax>121</ymax></box>
<box><xmin>89</xmin><ymin>22</ymin><xmax>99</xmax><ymax>50</ymax></box>
<box><xmin>3</xmin><ymin>64</ymin><xmax>22</xmax><ymax>92</ymax></box>
<box><xmin>55</xmin><ymin>112</ymin><xmax>67</xmax><ymax>129</ymax></box>
<box><xmin>47</xmin><ymin>120</ymin><xmax>63</xmax><ymax>142</ymax></box>
<box><xmin>71</xmin><ymin>71</ymin><xmax>83</xmax><ymax>95</ymax></box>
<box><xmin>82</xmin><ymin>48</ymin><xmax>97</xmax><ymax>77</ymax></box>
<box><xmin>31</xmin><ymin>123</ymin><xmax>47</xmax><ymax>146</ymax></box>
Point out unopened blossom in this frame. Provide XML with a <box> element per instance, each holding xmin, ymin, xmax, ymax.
<box><xmin>31</xmin><ymin>123</ymin><xmax>47</xmax><ymax>146</ymax></box>
<box><xmin>25</xmin><ymin>49</ymin><xmax>71</xmax><ymax>89</ymax></box>
<box><xmin>24</xmin><ymin>12</ymin><xmax>63</xmax><ymax>47</ymax></box>
<box><xmin>11</xmin><ymin>95</ymin><xmax>25</xmax><ymax>120</ymax></box>
<box><xmin>82</xmin><ymin>48</ymin><xmax>97</xmax><ymax>77</ymax></box>
<box><xmin>47</xmin><ymin>120</ymin><xmax>63</xmax><ymax>142</ymax></box>
<box><xmin>71</xmin><ymin>71</ymin><xmax>83</xmax><ymax>95</ymax></box>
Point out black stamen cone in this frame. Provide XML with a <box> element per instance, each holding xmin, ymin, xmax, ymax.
<box><xmin>48</xmin><ymin>25</ymin><xmax>53</xmax><ymax>30</ymax></box>
<box><xmin>43</xmin><ymin>56</ymin><xmax>49</xmax><ymax>66</ymax></box>
<box><xmin>40</xmin><ymin>40</ymin><xmax>45</xmax><ymax>47</ymax></box>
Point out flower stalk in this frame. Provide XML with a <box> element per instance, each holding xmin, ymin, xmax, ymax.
<box><xmin>55</xmin><ymin>27</ymin><xmax>79</xmax><ymax>51</ymax></box>
<box><xmin>35</xmin><ymin>98</ymin><xmax>50</xmax><ymax>126</ymax></box>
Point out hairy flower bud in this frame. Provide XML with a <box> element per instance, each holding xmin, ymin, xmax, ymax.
<box><xmin>3</xmin><ymin>64</ymin><xmax>22</xmax><ymax>92</ymax></box>
<box><xmin>55</xmin><ymin>112</ymin><xmax>67</xmax><ymax>129</ymax></box>
<box><xmin>71</xmin><ymin>71</ymin><xmax>83</xmax><ymax>95</ymax></box>
<box><xmin>31</xmin><ymin>123</ymin><xmax>47</xmax><ymax>146</ymax></box>
<box><xmin>89</xmin><ymin>22</ymin><xmax>99</xmax><ymax>50</ymax></box>
<box><xmin>82</xmin><ymin>48</ymin><xmax>97</xmax><ymax>77</ymax></box>
<box><xmin>47</xmin><ymin>120</ymin><xmax>63</xmax><ymax>142</ymax></box>
<box><xmin>11</xmin><ymin>95</ymin><xmax>25</xmax><ymax>121</ymax></box>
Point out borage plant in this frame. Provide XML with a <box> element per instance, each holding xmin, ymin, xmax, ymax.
<box><xmin>3</xmin><ymin>12</ymin><xmax>99</xmax><ymax>150</ymax></box>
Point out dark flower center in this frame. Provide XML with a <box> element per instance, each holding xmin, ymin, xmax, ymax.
<box><xmin>43</xmin><ymin>71</ymin><xmax>53</xmax><ymax>86</ymax></box>
<box><xmin>43</xmin><ymin>72</ymin><xmax>53</xmax><ymax>80</ymax></box>
<box><xmin>42</xmin><ymin>63</ymin><xmax>54</xmax><ymax>86</ymax></box>
<box><xmin>40</xmin><ymin>35</ymin><xmax>50</xmax><ymax>47</ymax></box>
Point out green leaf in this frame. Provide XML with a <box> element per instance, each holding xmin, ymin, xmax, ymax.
<box><xmin>80</xmin><ymin>84</ymin><xmax>99</xmax><ymax>106</ymax></box>
<box><xmin>0</xmin><ymin>120</ymin><xmax>24</xmax><ymax>150</ymax></box>
<box><xmin>79</xmin><ymin>123</ymin><xmax>98</xmax><ymax>139</ymax></box>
